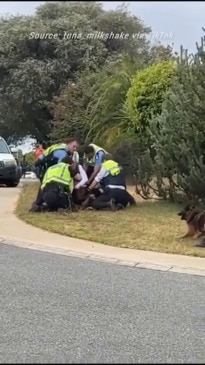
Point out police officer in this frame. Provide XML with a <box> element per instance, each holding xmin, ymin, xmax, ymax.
<box><xmin>35</xmin><ymin>138</ymin><xmax>79</xmax><ymax>181</ymax></box>
<box><xmin>30</xmin><ymin>156</ymin><xmax>79</xmax><ymax>212</ymax></box>
<box><xmin>85</xmin><ymin>154</ymin><xmax>136</xmax><ymax>210</ymax></box>
<box><xmin>83</xmin><ymin>143</ymin><xmax>107</xmax><ymax>185</ymax></box>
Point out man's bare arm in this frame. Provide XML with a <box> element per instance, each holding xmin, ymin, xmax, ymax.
<box><xmin>88</xmin><ymin>167</ymin><xmax>107</xmax><ymax>191</ymax></box>
<box><xmin>87</xmin><ymin>165</ymin><xmax>101</xmax><ymax>185</ymax></box>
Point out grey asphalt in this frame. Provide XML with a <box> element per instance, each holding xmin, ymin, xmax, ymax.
<box><xmin>0</xmin><ymin>244</ymin><xmax>204</xmax><ymax>364</ymax></box>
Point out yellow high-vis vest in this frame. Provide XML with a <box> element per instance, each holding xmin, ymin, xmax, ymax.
<box><xmin>41</xmin><ymin>162</ymin><xmax>74</xmax><ymax>193</ymax></box>
<box><xmin>43</xmin><ymin>143</ymin><xmax>67</xmax><ymax>157</ymax></box>
<box><xmin>102</xmin><ymin>160</ymin><xmax>121</xmax><ymax>176</ymax></box>
<box><xmin>100</xmin><ymin>159</ymin><xmax>126</xmax><ymax>187</ymax></box>
<box><xmin>85</xmin><ymin>143</ymin><xmax>107</xmax><ymax>166</ymax></box>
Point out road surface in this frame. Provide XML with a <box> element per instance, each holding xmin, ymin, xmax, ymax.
<box><xmin>0</xmin><ymin>243</ymin><xmax>204</xmax><ymax>364</ymax></box>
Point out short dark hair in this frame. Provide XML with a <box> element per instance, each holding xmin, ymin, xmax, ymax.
<box><xmin>64</xmin><ymin>138</ymin><xmax>79</xmax><ymax>145</ymax></box>
<box><xmin>61</xmin><ymin>155</ymin><xmax>74</xmax><ymax>164</ymax></box>
<box><xmin>83</xmin><ymin>145</ymin><xmax>94</xmax><ymax>154</ymax></box>
<box><xmin>42</xmin><ymin>142</ymin><xmax>47</xmax><ymax>149</ymax></box>
<box><xmin>69</xmin><ymin>164</ymin><xmax>79</xmax><ymax>178</ymax></box>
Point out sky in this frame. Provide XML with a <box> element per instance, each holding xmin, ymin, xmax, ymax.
<box><xmin>0</xmin><ymin>1</ymin><xmax>204</xmax><ymax>152</ymax></box>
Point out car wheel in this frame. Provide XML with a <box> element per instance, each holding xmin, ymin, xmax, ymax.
<box><xmin>5</xmin><ymin>180</ymin><xmax>19</xmax><ymax>187</ymax></box>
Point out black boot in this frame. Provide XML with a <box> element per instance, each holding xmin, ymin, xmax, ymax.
<box><xmin>29</xmin><ymin>201</ymin><xmax>42</xmax><ymax>213</ymax></box>
<box><xmin>116</xmin><ymin>203</ymin><xmax>124</xmax><ymax>210</ymax></box>
<box><xmin>195</xmin><ymin>238</ymin><xmax>205</xmax><ymax>248</ymax></box>
<box><xmin>108</xmin><ymin>198</ymin><xmax>118</xmax><ymax>211</ymax></box>
<box><xmin>81</xmin><ymin>194</ymin><xmax>95</xmax><ymax>209</ymax></box>
<box><xmin>92</xmin><ymin>198</ymin><xmax>117</xmax><ymax>211</ymax></box>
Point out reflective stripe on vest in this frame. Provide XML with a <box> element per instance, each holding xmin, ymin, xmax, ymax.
<box><xmin>102</xmin><ymin>160</ymin><xmax>121</xmax><ymax>176</ymax></box>
<box><xmin>86</xmin><ymin>143</ymin><xmax>107</xmax><ymax>166</ymax></box>
<box><xmin>44</xmin><ymin>143</ymin><xmax>67</xmax><ymax>157</ymax></box>
<box><xmin>41</xmin><ymin>162</ymin><xmax>74</xmax><ymax>192</ymax></box>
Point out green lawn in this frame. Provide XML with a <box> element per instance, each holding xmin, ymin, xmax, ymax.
<box><xmin>15</xmin><ymin>182</ymin><xmax>205</xmax><ymax>257</ymax></box>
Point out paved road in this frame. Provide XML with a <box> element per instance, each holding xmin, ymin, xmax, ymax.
<box><xmin>0</xmin><ymin>244</ymin><xmax>204</xmax><ymax>364</ymax></box>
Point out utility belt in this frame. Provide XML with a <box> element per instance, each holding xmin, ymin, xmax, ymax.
<box><xmin>57</xmin><ymin>184</ymin><xmax>70</xmax><ymax>199</ymax></box>
<box><xmin>45</xmin><ymin>182</ymin><xmax>69</xmax><ymax>197</ymax></box>
<box><xmin>55</xmin><ymin>184</ymin><xmax>73</xmax><ymax>211</ymax></box>
<box><xmin>43</xmin><ymin>182</ymin><xmax>73</xmax><ymax>211</ymax></box>
<box><xmin>103</xmin><ymin>185</ymin><xmax>125</xmax><ymax>194</ymax></box>
<box><xmin>106</xmin><ymin>185</ymin><xmax>126</xmax><ymax>190</ymax></box>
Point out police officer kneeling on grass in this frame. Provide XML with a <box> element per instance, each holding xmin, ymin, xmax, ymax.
<box><xmin>85</xmin><ymin>154</ymin><xmax>136</xmax><ymax>211</ymax></box>
<box><xmin>30</xmin><ymin>156</ymin><xmax>79</xmax><ymax>213</ymax></box>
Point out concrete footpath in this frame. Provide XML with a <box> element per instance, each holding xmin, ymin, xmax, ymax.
<box><xmin>0</xmin><ymin>186</ymin><xmax>205</xmax><ymax>277</ymax></box>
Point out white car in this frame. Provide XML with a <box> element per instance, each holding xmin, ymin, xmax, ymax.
<box><xmin>0</xmin><ymin>136</ymin><xmax>22</xmax><ymax>187</ymax></box>
<box><xmin>24</xmin><ymin>171</ymin><xmax>37</xmax><ymax>179</ymax></box>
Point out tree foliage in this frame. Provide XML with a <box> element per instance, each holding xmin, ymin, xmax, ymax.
<box><xmin>85</xmin><ymin>54</ymin><xmax>142</xmax><ymax>146</ymax></box>
<box><xmin>49</xmin><ymin>69</ymin><xmax>104</xmax><ymax>143</ymax></box>
<box><xmin>24</xmin><ymin>151</ymin><xmax>35</xmax><ymax>165</ymax></box>
<box><xmin>125</xmin><ymin>61</ymin><xmax>177</xmax><ymax>130</ymax></box>
<box><xmin>135</xmin><ymin>42</ymin><xmax>205</xmax><ymax>202</ymax></box>
<box><xmin>3</xmin><ymin>1</ymin><xmax>203</xmax><ymax>204</ymax></box>
<box><xmin>0</xmin><ymin>1</ymin><xmax>152</xmax><ymax>141</ymax></box>
<box><xmin>50</xmin><ymin>47</ymin><xmax>175</xmax><ymax>149</ymax></box>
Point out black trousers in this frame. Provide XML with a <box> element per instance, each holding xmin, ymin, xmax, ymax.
<box><xmin>91</xmin><ymin>187</ymin><xmax>135</xmax><ymax>210</ymax></box>
<box><xmin>72</xmin><ymin>187</ymin><xmax>88</xmax><ymax>205</ymax></box>
<box><xmin>72</xmin><ymin>186</ymin><xmax>104</xmax><ymax>206</ymax></box>
<box><xmin>35</xmin><ymin>182</ymin><xmax>71</xmax><ymax>211</ymax></box>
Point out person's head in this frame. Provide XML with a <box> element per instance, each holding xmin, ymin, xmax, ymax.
<box><xmin>65</xmin><ymin>138</ymin><xmax>79</xmax><ymax>154</ymax></box>
<box><xmin>36</xmin><ymin>142</ymin><xmax>43</xmax><ymax>149</ymax></box>
<box><xmin>61</xmin><ymin>155</ymin><xmax>79</xmax><ymax>177</ymax></box>
<box><xmin>83</xmin><ymin>145</ymin><xmax>95</xmax><ymax>159</ymax></box>
<box><xmin>69</xmin><ymin>164</ymin><xmax>79</xmax><ymax>178</ymax></box>
<box><xmin>61</xmin><ymin>155</ymin><xmax>74</xmax><ymax>164</ymax></box>
<box><xmin>42</xmin><ymin>142</ymin><xmax>47</xmax><ymax>149</ymax></box>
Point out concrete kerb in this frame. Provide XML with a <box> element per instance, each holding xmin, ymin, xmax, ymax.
<box><xmin>1</xmin><ymin>237</ymin><xmax>205</xmax><ymax>277</ymax></box>
<box><xmin>0</xmin><ymin>185</ymin><xmax>205</xmax><ymax>277</ymax></box>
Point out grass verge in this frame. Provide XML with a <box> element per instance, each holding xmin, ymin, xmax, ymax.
<box><xmin>15</xmin><ymin>182</ymin><xmax>205</xmax><ymax>257</ymax></box>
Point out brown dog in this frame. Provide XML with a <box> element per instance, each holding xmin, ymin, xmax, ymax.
<box><xmin>178</xmin><ymin>205</ymin><xmax>205</xmax><ymax>239</ymax></box>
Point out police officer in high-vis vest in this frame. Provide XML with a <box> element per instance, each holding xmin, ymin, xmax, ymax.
<box><xmin>85</xmin><ymin>154</ymin><xmax>136</xmax><ymax>211</ymax></box>
<box><xmin>83</xmin><ymin>143</ymin><xmax>107</xmax><ymax>185</ymax></box>
<box><xmin>30</xmin><ymin>156</ymin><xmax>79</xmax><ymax>212</ymax></box>
<box><xmin>35</xmin><ymin>138</ymin><xmax>79</xmax><ymax>182</ymax></box>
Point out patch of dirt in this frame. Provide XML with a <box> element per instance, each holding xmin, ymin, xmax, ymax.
<box><xmin>127</xmin><ymin>185</ymin><xmax>159</xmax><ymax>203</ymax></box>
